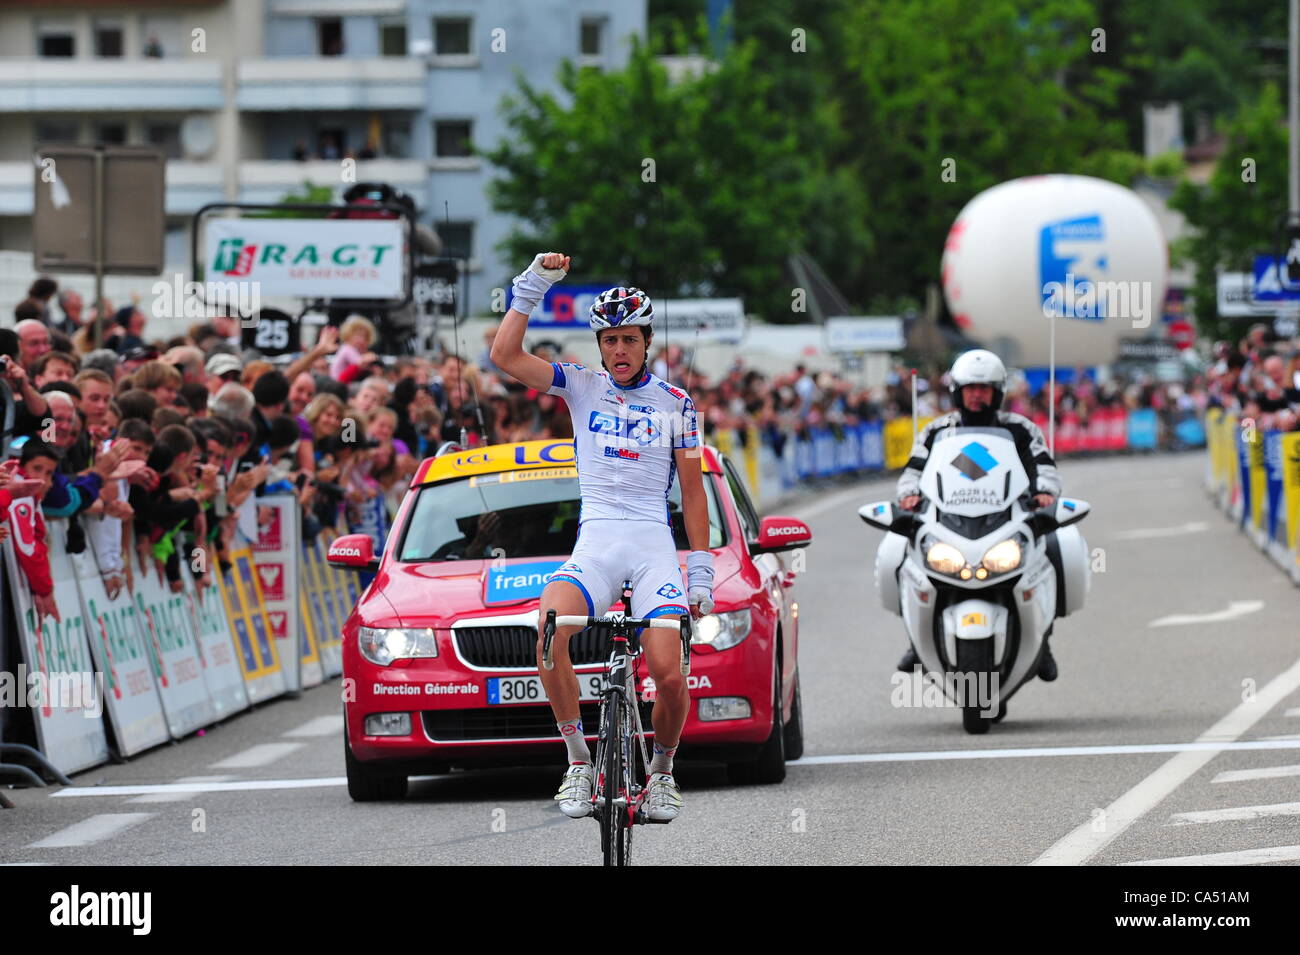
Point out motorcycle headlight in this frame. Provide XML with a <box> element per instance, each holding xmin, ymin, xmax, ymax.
<box><xmin>358</xmin><ymin>626</ymin><xmax>439</xmax><ymax>666</ymax></box>
<box><xmin>924</xmin><ymin>541</ymin><xmax>966</xmax><ymax>576</ymax></box>
<box><xmin>980</xmin><ymin>536</ymin><xmax>1024</xmax><ymax>574</ymax></box>
<box><xmin>692</xmin><ymin>610</ymin><xmax>752</xmax><ymax>650</ymax></box>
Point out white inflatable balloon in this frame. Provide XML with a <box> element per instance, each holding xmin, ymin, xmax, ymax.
<box><xmin>941</xmin><ymin>175</ymin><xmax>1168</xmax><ymax>366</ymax></box>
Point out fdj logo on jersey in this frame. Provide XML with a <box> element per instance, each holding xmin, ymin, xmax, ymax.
<box><xmin>588</xmin><ymin>411</ymin><xmax>663</xmax><ymax>447</ymax></box>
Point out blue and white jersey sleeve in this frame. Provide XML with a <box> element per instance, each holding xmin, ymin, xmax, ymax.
<box><xmin>674</xmin><ymin>395</ymin><xmax>701</xmax><ymax>449</ymax></box>
<box><xmin>548</xmin><ymin>361</ymin><xmax>599</xmax><ymax>403</ymax></box>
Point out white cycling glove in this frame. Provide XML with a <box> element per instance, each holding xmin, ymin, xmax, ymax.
<box><xmin>510</xmin><ymin>253</ymin><xmax>567</xmax><ymax>316</ymax></box>
<box><xmin>686</xmin><ymin>550</ymin><xmax>714</xmax><ymax>616</ymax></box>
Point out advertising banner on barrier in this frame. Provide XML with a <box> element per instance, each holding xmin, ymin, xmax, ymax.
<box><xmin>1247</xmin><ymin>432</ymin><xmax>1268</xmax><ymax>543</ymax></box>
<box><xmin>71</xmin><ymin>541</ymin><xmax>168</xmax><ymax>757</ymax></box>
<box><xmin>1126</xmin><ymin>408</ymin><xmax>1159</xmax><ymax>450</ymax></box>
<box><xmin>181</xmin><ymin>565</ymin><xmax>249</xmax><ymax>720</ymax></box>
<box><xmin>251</xmin><ymin>497</ymin><xmax>319</xmax><ymax>692</ymax></box>
<box><xmin>131</xmin><ymin>547</ymin><xmax>214</xmax><ymax>738</ymax></box>
<box><xmin>2</xmin><ymin>521</ymin><xmax>108</xmax><ymax>774</ymax></box>
<box><xmin>883</xmin><ymin>418</ymin><xmax>927</xmax><ymax>470</ymax></box>
<box><xmin>1282</xmin><ymin>432</ymin><xmax>1300</xmax><ymax>583</ymax></box>
<box><xmin>305</xmin><ymin>536</ymin><xmax>345</xmax><ymax>676</ymax></box>
<box><xmin>1204</xmin><ymin>408</ymin><xmax>1224</xmax><ymax>494</ymax></box>
<box><xmin>861</xmin><ymin>421</ymin><xmax>884</xmax><ymax>469</ymax></box>
<box><xmin>300</xmin><ymin>538</ymin><xmax>338</xmax><ymax>677</ymax></box>
<box><xmin>218</xmin><ymin>548</ymin><xmax>286</xmax><ymax>703</ymax></box>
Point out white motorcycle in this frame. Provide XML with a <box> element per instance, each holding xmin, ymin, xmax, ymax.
<box><xmin>859</xmin><ymin>426</ymin><xmax>1092</xmax><ymax>734</ymax></box>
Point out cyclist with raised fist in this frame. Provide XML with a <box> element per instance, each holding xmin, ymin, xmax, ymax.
<box><xmin>491</xmin><ymin>252</ymin><xmax>714</xmax><ymax>823</ymax></box>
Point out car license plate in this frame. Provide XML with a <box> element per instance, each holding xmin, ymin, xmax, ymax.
<box><xmin>487</xmin><ymin>674</ymin><xmax>604</xmax><ymax>705</ymax></box>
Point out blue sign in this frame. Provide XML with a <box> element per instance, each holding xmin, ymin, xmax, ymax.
<box><xmin>1040</xmin><ymin>214</ymin><xmax>1107</xmax><ymax>321</ymax></box>
<box><xmin>505</xmin><ymin>283</ymin><xmax>610</xmax><ymax>328</ymax></box>
<box><xmin>485</xmin><ymin>560</ymin><xmax>565</xmax><ymax>606</ymax></box>
<box><xmin>1251</xmin><ymin>255</ymin><xmax>1300</xmax><ymax>302</ymax></box>
<box><xmin>1127</xmin><ymin>408</ymin><xmax>1159</xmax><ymax>449</ymax></box>
<box><xmin>860</xmin><ymin>421</ymin><xmax>884</xmax><ymax>469</ymax></box>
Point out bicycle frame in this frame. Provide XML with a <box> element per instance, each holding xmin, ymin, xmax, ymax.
<box><xmin>541</xmin><ymin>581</ymin><xmax>692</xmax><ymax>866</ymax></box>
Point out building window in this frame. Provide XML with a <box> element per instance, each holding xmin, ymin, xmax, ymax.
<box><xmin>580</xmin><ymin>18</ymin><xmax>605</xmax><ymax>56</ymax></box>
<box><xmin>317</xmin><ymin>129</ymin><xmax>346</xmax><ymax>159</ymax></box>
<box><xmin>380</xmin><ymin>18</ymin><xmax>407</xmax><ymax>56</ymax></box>
<box><xmin>317</xmin><ymin>17</ymin><xmax>343</xmax><ymax>56</ymax></box>
<box><xmin>94</xmin><ymin>20</ymin><xmax>124</xmax><ymax>58</ymax></box>
<box><xmin>434</xmin><ymin>18</ymin><xmax>471</xmax><ymax>55</ymax></box>
<box><xmin>35</xmin><ymin>121</ymin><xmax>80</xmax><ymax>146</ymax></box>
<box><xmin>438</xmin><ymin>221</ymin><xmax>473</xmax><ymax>260</ymax></box>
<box><xmin>95</xmin><ymin>122</ymin><xmax>127</xmax><ymax>146</ymax></box>
<box><xmin>141</xmin><ymin>17</ymin><xmax>181</xmax><ymax>58</ymax></box>
<box><xmin>383</xmin><ymin>119</ymin><xmax>412</xmax><ymax>159</ymax></box>
<box><xmin>146</xmin><ymin>123</ymin><xmax>183</xmax><ymax>160</ymax></box>
<box><xmin>435</xmin><ymin>121</ymin><xmax>473</xmax><ymax>158</ymax></box>
<box><xmin>37</xmin><ymin>22</ymin><xmax>76</xmax><ymax>58</ymax></box>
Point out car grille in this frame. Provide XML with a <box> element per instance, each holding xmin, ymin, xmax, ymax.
<box><xmin>454</xmin><ymin>626</ymin><xmax>609</xmax><ymax>668</ymax></box>
<box><xmin>422</xmin><ymin>701</ymin><xmax>656</xmax><ymax>742</ymax></box>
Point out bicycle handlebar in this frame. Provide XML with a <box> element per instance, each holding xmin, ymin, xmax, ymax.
<box><xmin>541</xmin><ymin>609</ymin><xmax>692</xmax><ymax>675</ymax></box>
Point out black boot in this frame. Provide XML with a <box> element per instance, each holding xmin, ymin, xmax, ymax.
<box><xmin>1037</xmin><ymin>639</ymin><xmax>1058</xmax><ymax>682</ymax></box>
<box><xmin>897</xmin><ymin>646</ymin><xmax>921</xmax><ymax>672</ymax></box>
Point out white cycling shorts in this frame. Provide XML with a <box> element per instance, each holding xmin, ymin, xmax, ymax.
<box><xmin>547</xmin><ymin>518</ymin><xmax>689</xmax><ymax>623</ymax></box>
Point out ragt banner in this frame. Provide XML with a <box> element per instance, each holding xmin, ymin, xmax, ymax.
<box><xmin>203</xmin><ymin>217</ymin><xmax>405</xmax><ymax>300</ymax></box>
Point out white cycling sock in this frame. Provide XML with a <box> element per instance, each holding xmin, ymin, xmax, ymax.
<box><xmin>558</xmin><ymin>718</ymin><xmax>590</xmax><ymax>764</ymax></box>
<box><xmin>649</xmin><ymin>741</ymin><xmax>677</xmax><ymax>776</ymax></box>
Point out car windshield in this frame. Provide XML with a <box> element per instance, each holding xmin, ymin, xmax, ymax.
<box><xmin>397</xmin><ymin>472</ymin><xmax>727</xmax><ymax>562</ymax></box>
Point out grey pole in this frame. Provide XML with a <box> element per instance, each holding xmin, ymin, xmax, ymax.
<box><xmin>93</xmin><ymin>146</ymin><xmax>105</xmax><ymax>350</ymax></box>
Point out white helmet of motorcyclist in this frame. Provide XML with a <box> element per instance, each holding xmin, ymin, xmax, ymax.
<box><xmin>948</xmin><ymin>349</ymin><xmax>1007</xmax><ymax>414</ymax></box>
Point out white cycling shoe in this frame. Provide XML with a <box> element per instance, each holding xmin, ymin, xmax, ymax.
<box><xmin>644</xmin><ymin>772</ymin><xmax>683</xmax><ymax>822</ymax></box>
<box><xmin>555</xmin><ymin>762</ymin><xmax>595</xmax><ymax>818</ymax></box>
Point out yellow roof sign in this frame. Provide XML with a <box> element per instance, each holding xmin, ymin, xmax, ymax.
<box><xmin>412</xmin><ymin>439</ymin><xmax>718</xmax><ymax>487</ymax></box>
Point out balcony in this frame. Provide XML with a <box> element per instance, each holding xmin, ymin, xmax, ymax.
<box><xmin>237</xmin><ymin>159</ymin><xmax>428</xmax><ymax>205</ymax></box>
<box><xmin>0</xmin><ymin>60</ymin><xmax>224</xmax><ymax>112</ymax></box>
<box><xmin>0</xmin><ymin>160</ymin><xmax>225</xmax><ymax>216</ymax></box>
<box><xmin>236</xmin><ymin>58</ymin><xmax>425</xmax><ymax>111</ymax></box>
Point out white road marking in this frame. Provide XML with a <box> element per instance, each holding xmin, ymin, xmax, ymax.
<box><xmin>1148</xmin><ymin>600</ymin><xmax>1264</xmax><ymax>628</ymax></box>
<box><xmin>1168</xmin><ymin>801</ymin><xmax>1300</xmax><ymax>826</ymax></box>
<box><xmin>1213</xmin><ymin>764</ymin><xmax>1300</xmax><ymax>784</ymax></box>
<box><xmin>1113</xmin><ymin>521</ymin><xmax>1208</xmax><ymax>540</ymax></box>
<box><xmin>282</xmin><ymin>715</ymin><xmax>344</xmax><ymax>738</ymax></box>
<box><xmin>1122</xmin><ymin>845</ymin><xmax>1300</xmax><ymax>866</ymax></box>
<box><xmin>210</xmin><ymin>742</ymin><xmax>304</xmax><ymax>769</ymax></box>
<box><xmin>53</xmin><ymin>777</ymin><xmax>348</xmax><ymax>797</ymax></box>
<box><xmin>28</xmin><ymin>813</ymin><xmax>153</xmax><ymax>848</ymax></box>
<box><xmin>791</xmin><ymin>738</ymin><xmax>1300</xmax><ymax>766</ymax></box>
<box><xmin>1031</xmin><ymin>654</ymin><xmax>1300</xmax><ymax>867</ymax></box>
<box><xmin>127</xmin><ymin>775</ymin><xmax>234</xmax><ymax>803</ymax></box>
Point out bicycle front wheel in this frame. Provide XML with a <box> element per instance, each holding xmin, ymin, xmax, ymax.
<box><xmin>601</xmin><ymin>691</ymin><xmax>622</xmax><ymax>867</ymax></box>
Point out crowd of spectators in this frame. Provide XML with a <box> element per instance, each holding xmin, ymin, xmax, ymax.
<box><xmin>5</xmin><ymin>271</ymin><xmax>1288</xmax><ymax>618</ymax></box>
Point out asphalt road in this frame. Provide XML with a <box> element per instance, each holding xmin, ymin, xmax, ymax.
<box><xmin>3</xmin><ymin>451</ymin><xmax>1299</xmax><ymax>866</ymax></box>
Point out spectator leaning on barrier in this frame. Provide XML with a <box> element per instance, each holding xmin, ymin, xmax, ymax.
<box><xmin>0</xmin><ymin>440</ymin><xmax>63</xmax><ymax>620</ymax></box>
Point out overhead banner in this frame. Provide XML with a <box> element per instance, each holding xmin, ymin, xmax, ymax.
<box><xmin>506</xmin><ymin>283</ymin><xmax>746</xmax><ymax>341</ymax></box>
<box><xmin>2</xmin><ymin>520</ymin><xmax>109</xmax><ymax>775</ymax></box>
<box><xmin>825</xmin><ymin>316</ymin><xmax>905</xmax><ymax>353</ymax></box>
<box><xmin>131</xmin><ymin>548</ymin><xmax>214</xmax><ymax>739</ymax></box>
<box><xmin>203</xmin><ymin>217</ymin><xmax>405</xmax><ymax>299</ymax></box>
<box><xmin>72</xmin><ymin>541</ymin><xmax>168</xmax><ymax>758</ymax></box>
<box><xmin>181</xmin><ymin>564</ymin><xmax>249</xmax><ymax>720</ymax></box>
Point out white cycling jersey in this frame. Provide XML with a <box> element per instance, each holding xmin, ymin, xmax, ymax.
<box><xmin>547</xmin><ymin>361</ymin><xmax>700</xmax><ymax>525</ymax></box>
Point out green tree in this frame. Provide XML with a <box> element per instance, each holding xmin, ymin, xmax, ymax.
<box><xmin>486</xmin><ymin>37</ymin><xmax>817</xmax><ymax>319</ymax></box>
<box><xmin>252</xmin><ymin>182</ymin><xmax>337</xmax><ymax>218</ymax></box>
<box><xmin>1168</xmin><ymin>84</ymin><xmax>1286</xmax><ymax>341</ymax></box>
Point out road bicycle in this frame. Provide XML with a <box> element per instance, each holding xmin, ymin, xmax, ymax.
<box><xmin>542</xmin><ymin>580</ymin><xmax>691</xmax><ymax>866</ymax></box>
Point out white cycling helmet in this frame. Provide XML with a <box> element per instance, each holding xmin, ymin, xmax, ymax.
<box><xmin>949</xmin><ymin>349</ymin><xmax>1007</xmax><ymax>413</ymax></box>
<box><xmin>588</xmin><ymin>286</ymin><xmax>653</xmax><ymax>331</ymax></box>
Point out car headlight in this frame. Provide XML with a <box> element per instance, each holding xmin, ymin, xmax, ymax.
<box><xmin>692</xmin><ymin>610</ymin><xmax>751</xmax><ymax>650</ymax></box>
<box><xmin>925</xmin><ymin>541</ymin><xmax>966</xmax><ymax>576</ymax></box>
<box><xmin>980</xmin><ymin>536</ymin><xmax>1024</xmax><ymax>574</ymax></box>
<box><xmin>358</xmin><ymin>626</ymin><xmax>439</xmax><ymax>666</ymax></box>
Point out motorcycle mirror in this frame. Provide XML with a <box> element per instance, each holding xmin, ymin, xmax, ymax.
<box><xmin>1054</xmin><ymin>498</ymin><xmax>1091</xmax><ymax>528</ymax></box>
<box><xmin>858</xmin><ymin>501</ymin><xmax>895</xmax><ymax>532</ymax></box>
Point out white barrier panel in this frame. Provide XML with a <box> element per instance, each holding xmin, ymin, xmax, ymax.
<box><xmin>2</xmin><ymin>520</ymin><xmax>108</xmax><ymax>774</ymax></box>
<box><xmin>72</xmin><ymin>535</ymin><xmax>169</xmax><ymax>757</ymax></box>
<box><xmin>253</xmin><ymin>496</ymin><xmax>323</xmax><ymax>691</ymax></box>
<box><xmin>130</xmin><ymin>547</ymin><xmax>214</xmax><ymax>738</ymax></box>
<box><xmin>181</xmin><ymin>564</ymin><xmax>250</xmax><ymax>720</ymax></box>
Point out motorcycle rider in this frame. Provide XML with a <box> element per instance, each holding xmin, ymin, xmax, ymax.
<box><xmin>895</xmin><ymin>349</ymin><xmax>1062</xmax><ymax>680</ymax></box>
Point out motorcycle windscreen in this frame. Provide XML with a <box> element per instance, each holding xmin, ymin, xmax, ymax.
<box><xmin>919</xmin><ymin>428</ymin><xmax>1029</xmax><ymax>517</ymax></box>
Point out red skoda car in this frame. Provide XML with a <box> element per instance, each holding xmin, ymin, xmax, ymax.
<box><xmin>329</xmin><ymin>440</ymin><xmax>811</xmax><ymax>800</ymax></box>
